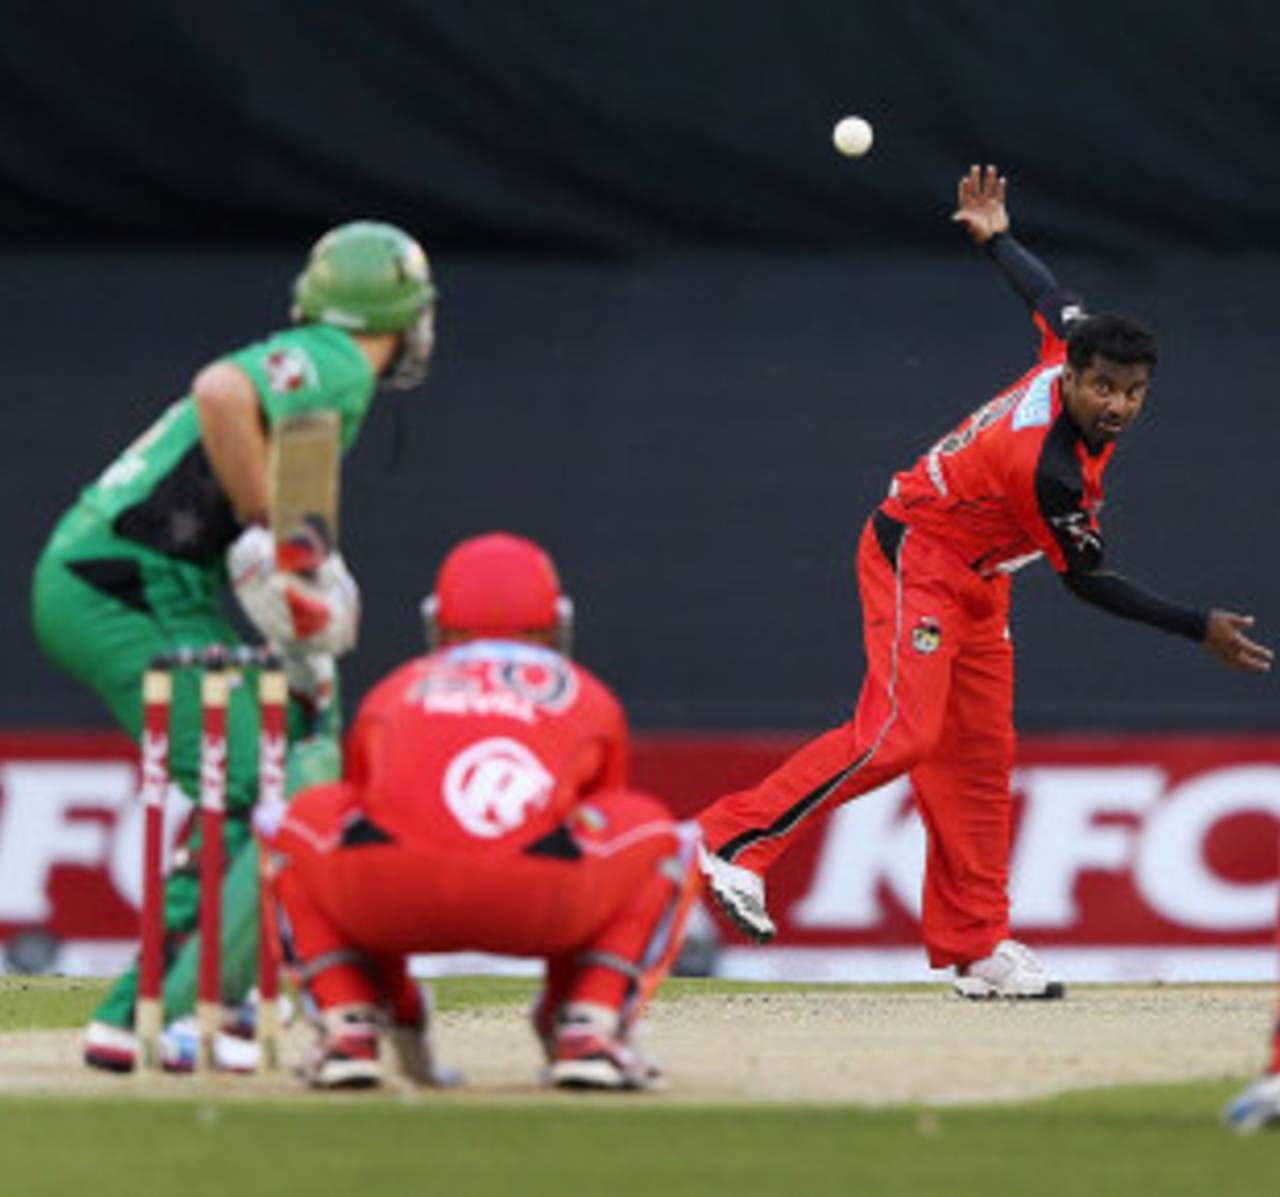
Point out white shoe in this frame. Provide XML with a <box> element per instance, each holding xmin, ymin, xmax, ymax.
<box><xmin>549</xmin><ymin>1028</ymin><xmax>658</xmax><ymax>1091</ymax></box>
<box><xmin>84</xmin><ymin>1018</ymin><xmax>262</xmax><ymax>1074</ymax></box>
<box><xmin>296</xmin><ymin>1006</ymin><xmax>383</xmax><ymax>1090</ymax></box>
<box><xmin>953</xmin><ymin>939</ymin><xmax>1065</xmax><ymax>1000</ymax></box>
<box><xmin>83</xmin><ymin>1021</ymin><xmax>139</xmax><ymax>1073</ymax></box>
<box><xmin>161</xmin><ymin>1018</ymin><xmax>265</xmax><ymax>1073</ymax></box>
<box><xmin>1224</xmin><ymin>1072</ymin><xmax>1280</xmax><ymax>1132</ymax></box>
<box><xmin>697</xmin><ymin>844</ymin><xmax>776</xmax><ymax>943</ymax></box>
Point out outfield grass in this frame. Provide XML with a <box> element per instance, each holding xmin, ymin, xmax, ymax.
<box><xmin>2</xmin><ymin>977</ymin><xmax>1276</xmax><ymax>1194</ymax></box>
<box><xmin>0</xmin><ymin>976</ymin><xmax>111</xmax><ymax>1030</ymax></box>
<box><xmin>0</xmin><ymin>1083</ymin><xmax>1276</xmax><ymax>1197</ymax></box>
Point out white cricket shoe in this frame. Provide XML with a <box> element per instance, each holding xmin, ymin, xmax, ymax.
<box><xmin>1224</xmin><ymin>1072</ymin><xmax>1280</xmax><ymax>1133</ymax></box>
<box><xmin>84</xmin><ymin>1018</ymin><xmax>262</xmax><ymax>1074</ymax></box>
<box><xmin>296</xmin><ymin>1006</ymin><xmax>383</xmax><ymax>1090</ymax></box>
<box><xmin>83</xmin><ymin>1021</ymin><xmax>139</xmax><ymax>1073</ymax></box>
<box><xmin>953</xmin><ymin>939</ymin><xmax>1066</xmax><ymax>1000</ymax></box>
<box><xmin>697</xmin><ymin>843</ymin><xmax>776</xmax><ymax>943</ymax></box>
<box><xmin>549</xmin><ymin>1027</ymin><xmax>658</xmax><ymax>1091</ymax></box>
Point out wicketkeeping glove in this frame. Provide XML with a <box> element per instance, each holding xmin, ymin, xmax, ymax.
<box><xmin>227</xmin><ymin>526</ymin><xmax>360</xmax><ymax>656</ymax></box>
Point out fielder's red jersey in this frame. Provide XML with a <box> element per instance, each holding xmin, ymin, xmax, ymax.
<box><xmin>343</xmin><ymin>639</ymin><xmax>627</xmax><ymax>853</ymax></box>
<box><xmin>882</xmin><ymin>307</ymin><xmax>1113</xmax><ymax>577</ymax></box>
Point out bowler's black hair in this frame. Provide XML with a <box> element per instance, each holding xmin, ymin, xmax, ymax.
<box><xmin>1066</xmin><ymin>312</ymin><xmax>1158</xmax><ymax>373</ymax></box>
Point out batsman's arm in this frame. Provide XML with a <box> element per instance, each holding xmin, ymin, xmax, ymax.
<box><xmin>193</xmin><ymin>361</ymin><xmax>269</xmax><ymax>526</ymax></box>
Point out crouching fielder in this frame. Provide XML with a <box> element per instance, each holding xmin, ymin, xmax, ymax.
<box><xmin>265</xmin><ymin>533</ymin><xmax>700</xmax><ymax>1091</ymax></box>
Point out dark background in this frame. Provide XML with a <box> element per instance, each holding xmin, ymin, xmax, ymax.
<box><xmin>4</xmin><ymin>0</ymin><xmax>1277</xmax><ymax>731</ymax></box>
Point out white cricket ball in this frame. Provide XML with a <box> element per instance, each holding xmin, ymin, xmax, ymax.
<box><xmin>832</xmin><ymin>115</ymin><xmax>873</xmax><ymax>158</ymax></box>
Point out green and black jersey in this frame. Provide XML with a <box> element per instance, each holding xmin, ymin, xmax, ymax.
<box><xmin>76</xmin><ymin>324</ymin><xmax>375</xmax><ymax>569</ymax></box>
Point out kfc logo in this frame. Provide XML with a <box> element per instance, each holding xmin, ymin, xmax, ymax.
<box><xmin>199</xmin><ymin>735</ymin><xmax>227</xmax><ymax>813</ymax></box>
<box><xmin>789</xmin><ymin>763</ymin><xmax>1280</xmax><ymax>937</ymax></box>
<box><xmin>257</xmin><ymin>732</ymin><xmax>287</xmax><ymax>808</ymax></box>
<box><xmin>4</xmin><ymin>735</ymin><xmax>1280</xmax><ymax>979</ymax></box>
<box><xmin>442</xmin><ymin>738</ymin><xmax>554</xmax><ymax>839</ymax></box>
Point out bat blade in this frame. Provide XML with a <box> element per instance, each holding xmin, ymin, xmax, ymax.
<box><xmin>268</xmin><ymin>411</ymin><xmax>340</xmax><ymax>571</ymax></box>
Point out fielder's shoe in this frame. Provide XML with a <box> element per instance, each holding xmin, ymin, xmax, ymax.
<box><xmin>548</xmin><ymin>1027</ymin><xmax>656</xmax><ymax>1091</ymax></box>
<box><xmin>953</xmin><ymin>939</ymin><xmax>1066</xmax><ymax>1000</ymax></box>
<box><xmin>532</xmin><ymin>998</ymin><xmax>664</xmax><ymax>1090</ymax></box>
<box><xmin>697</xmin><ymin>843</ymin><xmax>776</xmax><ymax>943</ymax></box>
<box><xmin>297</xmin><ymin>1006</ymin><xmax>383</xmax><ymax>1090</ymax></box>
<box><xmin>1223</xmin><ymin>1073</ymin><xmax>1280</xmax><ymax>1133</ymax></box>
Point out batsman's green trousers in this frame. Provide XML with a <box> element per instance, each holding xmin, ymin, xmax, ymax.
<box><xmin>32</xmin><ymin>506</ymin><xmax>339</xmax><ymax>1029</ymax></box>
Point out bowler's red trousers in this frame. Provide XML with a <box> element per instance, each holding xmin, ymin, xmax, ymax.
<box><xmin>699</xmin><ymin>513</ymin><xmax>1015</xmax><ymax>967</ymax></box>
<box><xmin>274</xmin><ymin>785</ymin><xmax>696</xmax><ymax>1024</ymax></box>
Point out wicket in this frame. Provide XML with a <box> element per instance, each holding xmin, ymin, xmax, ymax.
<box><xmin>135</xmin><ymin>644</ymin><xmax>288</xmax><ymax>1075</ymax></box>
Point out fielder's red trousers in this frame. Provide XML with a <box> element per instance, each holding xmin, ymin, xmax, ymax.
<box><xmin>699</xmin><ymin>512</ymin><xmax>1015</xmax><ymax>968</ymax></box>
<box><xmin>273</xmin><ymin>784</ymin><xmax>697</xmax><ymax>1025</ymax></box>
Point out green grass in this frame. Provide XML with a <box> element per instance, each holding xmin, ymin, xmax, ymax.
<box><xmin>3</xmin><ymin>977</ymin><xmax>1277</xmax><ymax>1195</ymax></box>
<box><xmin>0</xmin><ymin>976</ymin><xmax>112</xmax><ymax>1029</ymax></box>
<box><xmin>0</xmin><ymin>1083</ymin><xmax>1276</xmax><ymax>1197</ymax></box>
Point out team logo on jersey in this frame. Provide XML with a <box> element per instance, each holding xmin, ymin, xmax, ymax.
<box><xmin>263</xmin><ymin>348</ymin><xmax>315</xmax><ymax>394</ymax></box>
<box><xmin>1011</xmin><ymin>366</ymin><xmax>1062</xmax><ymax>431</ymax></box>
<box><xmin>439</xmin><ymin>642</ymin><xmax>579</xmax><ymax>713</ymax></box>
<box><xmin>912</xmin><ymin>616</ymin><xmax>942</xmax><ymax>655</ymax></box>
<box><xmin>443</xmin><ymin>737</ymin><xmax>555</xmax><ymax>839</ymax></box>
<box><xmin>494</xmin><ymin>657</ymin><xmax>577</xmax><ymax>713</ymax></box>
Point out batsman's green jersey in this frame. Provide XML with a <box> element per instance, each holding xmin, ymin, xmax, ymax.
<box><xmin>32</xmin><ymin>324</ymin><xmax>376</xmax><ymax>1030</ymax></box>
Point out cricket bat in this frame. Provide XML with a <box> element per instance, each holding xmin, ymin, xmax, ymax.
<box><xmin>267</xmin><ymin>410</ymin><xmax>341</xmax><ymax>572</ymax></box>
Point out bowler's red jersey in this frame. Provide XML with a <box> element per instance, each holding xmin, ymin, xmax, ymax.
<box><xmin>882</xmin><ymin>306</ymin><xmax>1113</xmax><ymax>577</ymax></box>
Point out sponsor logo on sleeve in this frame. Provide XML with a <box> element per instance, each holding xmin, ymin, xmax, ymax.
<box><xmin>263</xmin><ymin>348</ymin><xmax>317</xmax><ymax>394</ymax></box>
<box><xmin>1012</xmin><ymin>366</ymin><xmax>1062</xmax><ymax>431</ymax></box>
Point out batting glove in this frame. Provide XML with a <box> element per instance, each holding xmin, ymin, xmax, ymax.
<box><xmin>227</xmin><ymin>526</ymin><xmax>361</xmax><ymax>657</ymax></box>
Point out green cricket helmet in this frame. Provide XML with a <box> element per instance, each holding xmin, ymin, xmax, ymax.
<box><xmin>292</xmin><ymin>220</ymin><xmax>437</xmax><ymax>390</ymax></box>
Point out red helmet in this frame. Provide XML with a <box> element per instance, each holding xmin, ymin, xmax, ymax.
<box><xmin>422</xmin><ymin>532</ymin><xmax>573</xmax><ymax>652</ymax></box>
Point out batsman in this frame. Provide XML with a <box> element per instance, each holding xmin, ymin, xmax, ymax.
<box><xmin>30</xmin><ymin>221</ymin><xmax>438</xmax><ymax>1071</ymax></box>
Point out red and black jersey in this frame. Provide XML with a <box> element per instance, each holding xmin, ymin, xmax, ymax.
<box><xmin>882</xmin><ymin>293</ymin><xmax>1110</xmax><ymax>577</ymax></box>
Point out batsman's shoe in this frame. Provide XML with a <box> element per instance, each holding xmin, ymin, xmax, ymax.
<box><xmin>160</xmin><ymin>1018</ymin><xmax>261</xmax><ymax>1074</ymax></box>
<box><xmin>298</xmin><ymin>1006</ymin><xmax>383</xmax><ymax>1090</ymax></box>
<box><xmin>697</xmin><ymin>843</ymin><xmax>776</xmax><ymax>943</ymax></box>
<box><xmin>84</xmin><ymin>1019</ymin><xmax>262</xmax><ymax>1074</ymax></box>
<box><xmin>953</xmin><ymin>939</ymin><xmax>1065</xmax><ymax>1000</ymax></box>
<box><xmin>1224</xmin><ymin>1073</ymin><xmax>1280</xmax><ymax>1133</ymax></box>
<box><xmin>83</xmin><ymin>1021</ymin><xmax>138</xmax><ymax>1073</ymax></box>
<box><xmin>548</xmin><ymin>1027</ymin><xmax>657</xmax><ymax>1092</ymax></box>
